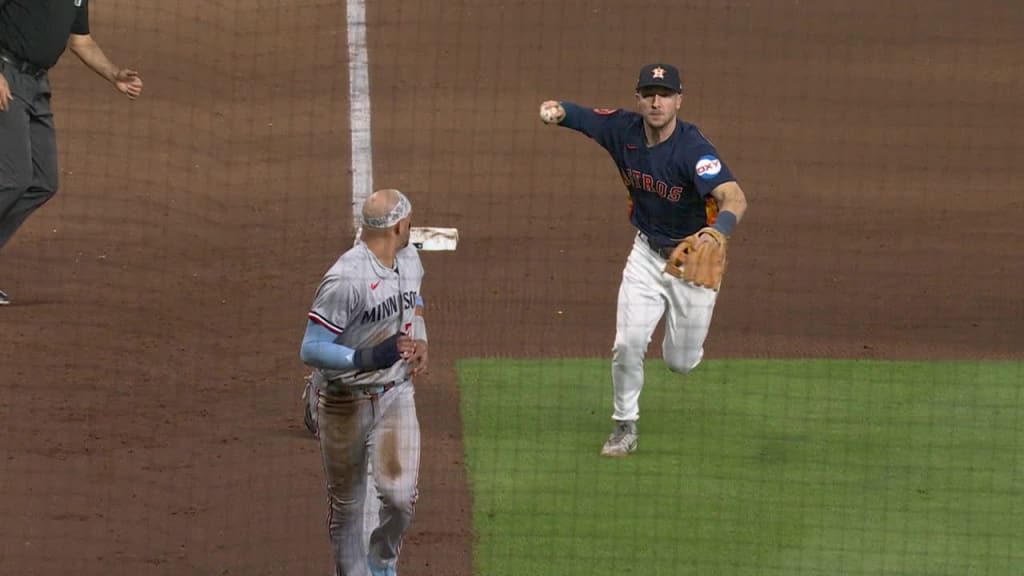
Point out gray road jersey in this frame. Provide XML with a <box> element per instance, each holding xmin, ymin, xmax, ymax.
<box><xmin>309</xmin><ymin>242</ymin><xmax>424</xmax><ymax>386</ymax></box>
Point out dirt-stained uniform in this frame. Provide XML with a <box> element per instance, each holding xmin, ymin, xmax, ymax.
<box><xmin>305</xmin><ymin>238</ymin><xmax>424</xmax><ymax>576</ymax></box>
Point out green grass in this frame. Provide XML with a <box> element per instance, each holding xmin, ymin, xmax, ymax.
<box><xmin>456</xmin><ymin>359</ymin><xmax>1024</xmax><ymax>576</ymax></box>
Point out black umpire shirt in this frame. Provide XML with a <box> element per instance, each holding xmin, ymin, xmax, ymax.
<box><xmin>0</xmin><ymin>0</ymin><xmax>90</xmax><ymax>70</ymax></box>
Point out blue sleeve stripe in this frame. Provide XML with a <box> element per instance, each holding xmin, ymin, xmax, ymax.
<box><xmin>308</xmin><ymin>311</ymin><xmax>344</xmax><ymax>334</ymax></box>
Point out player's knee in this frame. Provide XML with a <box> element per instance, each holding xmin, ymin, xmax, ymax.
<box><xmin>612</xmin><ymin>334</ymin><xmax>648</xmax><ymax>363</ymax></box>
<box><xmin>380</xmin><ymin>487</ymin><xmax>416</xmax><ymax>518</ymax></box>
<box><xmin>665</xmin><ymin>357</ymin><xmax>695</xmax><ymax>374</ymax></box>
<box><xmin>664</xmin><ymin>349</ymin><xmax>702</xmax><ymax>375</ymax></box>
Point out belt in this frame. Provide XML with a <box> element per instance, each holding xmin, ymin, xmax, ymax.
<box><xmin>328</xmin><ymin>378</ymin><xmax>404</xmax><ymax>397</ymax></box>
<box><xmin>0</xmin><ymin>49</ymin><xmax>46</xmax><ymax>78</ymax></box>
<box><xmin>637</xmin><ymin>231</ymin><xmax>677</xmax><ymax>260</ymax></box>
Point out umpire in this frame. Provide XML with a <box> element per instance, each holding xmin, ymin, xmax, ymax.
<box><xmin>0</xmin><ymin>0</ymin><xmax>143</xmax><ymax>305</ymax></box>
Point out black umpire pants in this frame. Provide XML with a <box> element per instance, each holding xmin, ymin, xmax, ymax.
<box><xmin>0</xmin><ymin>60</ymin><xmax>59</xmax><ymax>251</ymax></box>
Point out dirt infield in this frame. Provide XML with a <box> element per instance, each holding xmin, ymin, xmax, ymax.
<box><xmin>1</xmin><ymin>1</ymin><xmax>1021</xmax><ymax>575</ymax></box>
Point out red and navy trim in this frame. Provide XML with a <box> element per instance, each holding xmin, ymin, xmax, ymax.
<box><xmin>308</xmin><ymin>311</ymin><xmax>344</xmax><ymax>335</ymax></box>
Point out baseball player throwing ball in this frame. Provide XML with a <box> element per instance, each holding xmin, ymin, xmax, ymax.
<box><xmin>539</xmin><ymin>63</ymin><xmax>749</xmax><ymax>457</ymax></box>
<box><xmin>299</xmin><ymin>188</ymin><xmax>428</xmax><ymax>576</ymax></box>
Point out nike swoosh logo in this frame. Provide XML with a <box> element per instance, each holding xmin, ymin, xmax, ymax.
<box><xmin>370</xmin><ymin>281</ymin><xmax>381</xmax><ymax>290</ymax></box>
<box><xmin>626</xmin><ymin>145</ymin><xmax>638</xmax><ymax>150</ymax></box>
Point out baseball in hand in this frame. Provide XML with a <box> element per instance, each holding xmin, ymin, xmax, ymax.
<box><xmin>539</xmin><ymin>101</ymin><xmax>564</xmax><ymax>124</ymax></box>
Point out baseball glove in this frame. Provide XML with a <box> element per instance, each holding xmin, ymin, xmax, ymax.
<box><xmin>664</xmin><ymin>227</ymin><xmax>728</xmax><ymax>291</ymax></box>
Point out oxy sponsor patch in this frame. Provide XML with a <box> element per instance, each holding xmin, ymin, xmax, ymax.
<box><xmin>695</xmin><ymin>155</ymin><xmax>722</xmax><ymax>180</ymax></box>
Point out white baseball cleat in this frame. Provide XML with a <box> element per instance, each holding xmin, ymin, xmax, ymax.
<box><xmin>0</xmin><ymin>288</ymin><xmax>10</xmax><ymax>306</ymax></box>
<box><xmin>600</xmin><ymin>420</ymin><xmax>638</xmax><ymax>457</ymax></box>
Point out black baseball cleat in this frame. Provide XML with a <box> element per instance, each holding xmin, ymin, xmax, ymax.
<box><xmin>0</xmin><ymin>288</ymin><xmax>9</xmax><ymax>306</ymax></box>
<box><xmin>302</xmin><ymin>375</ymin><xmax>319</xmax><ymax>436</ymax></box>
<box><xmin>304</xmin><ymin>401</ymin><xmax>317</xmax><ymax>436</ymax></box>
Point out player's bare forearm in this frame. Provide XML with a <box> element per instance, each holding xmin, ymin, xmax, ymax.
<box><xmin>711</xmin><ymin>181</ymin><xmax>748</xmax><ymax>222</ymax></box>
<box><xmin>693</xmin><ymin>181</ymin><xmax>747</xmax><ymax>246</ymax></box>
<box><xmin>68</xmin><ymin>34</ymin><xmax>119</xmax><ymax>83</ymax></box>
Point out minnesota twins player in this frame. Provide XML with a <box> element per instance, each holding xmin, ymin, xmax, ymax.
<box><xmin>539</xmin><ymin>63</ymin><xmax>749</xmax><ymax>457</ymax></box>
<box><xmin>299</xmin><ymin>188</ymin><xmax>428</xmax><ymax>576</ymax></box>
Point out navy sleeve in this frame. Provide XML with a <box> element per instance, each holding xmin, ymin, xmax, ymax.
<box><xmin>559</xmin><ymin>101</ymin><xmax>632</xmax><ymax>154</ymax></box>
<box><xmin>71</xmin><ymin>2</ymin><xmax>90</xmax><ymax>35</ymax></box>
<box><xmin>683</xmin><ymin>136</ymin><xmax>736</xmax><ymax>198</ymax></box>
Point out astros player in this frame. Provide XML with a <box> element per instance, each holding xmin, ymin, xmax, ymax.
<box><xmin>539</xmin><ymin>63</ymin><xmax>749</xmax><ymax>457</ymax></box>
<box><xmin>299</xmin><ymin>188</ymin><xmax>428</xmax><ymax>576</ymax></box>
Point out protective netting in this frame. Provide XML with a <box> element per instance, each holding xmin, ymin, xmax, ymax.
<box><xmin>1</xmin><ymin>1</ymin><xmax>1021</xmax><ymax>575</ymax></box>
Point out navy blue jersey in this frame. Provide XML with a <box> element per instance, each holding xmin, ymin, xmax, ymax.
<box><xmin>560</xmin><ymin>101</ymin><xmax>736</xmax><ymax>249</ymax></box>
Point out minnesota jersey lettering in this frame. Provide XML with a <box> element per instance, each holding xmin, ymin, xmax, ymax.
<box><xmin>361</xmin><ymin>290</ymin><xmax>419</xmax><ymax>324</ymax></box>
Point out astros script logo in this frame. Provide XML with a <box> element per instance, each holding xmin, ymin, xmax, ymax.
<box><xmin>695</xmin><ymin>155</ymin><xmax>722</xmax><ymax>180</ymax></box>
<box><xmin>652</xmin><ymin>67</ymin><xmax>666</xmax><ymax>79</ymax></box>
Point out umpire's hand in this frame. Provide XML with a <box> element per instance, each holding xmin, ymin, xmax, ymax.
<box><xmin>114</xmin><ymin>69</ymin><xmax>144</xmax><ymax>99</ymax></box>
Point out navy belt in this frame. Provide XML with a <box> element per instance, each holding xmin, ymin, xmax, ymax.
<box><xmin>637</xmin><ymin>232</ymin><xmax>677</xmax><ymax>260</ymax></box>
<box><xmin>0</xmin><ymin>49</ymin><xmax>46</xmax><ymax>79</ymax></box>
<box><xmin>329</xmin><ymin>379</ymin><xmax>405</xmax><ymax>396</ymax></box>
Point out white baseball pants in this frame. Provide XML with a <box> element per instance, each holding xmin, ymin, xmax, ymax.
<box><xmin>611</xmin><ymin>232</ymin><xmax>718</xmax><ymax>422</ymax></box>
<box><xmin>317</xmin><ymin>380</ymin><xmax>420</xmax><ymax>576</ymax></box>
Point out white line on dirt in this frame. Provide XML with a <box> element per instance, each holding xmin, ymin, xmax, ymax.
<box><xmin>345</xmin><ymin>0</ymin><xmax>381</xmax><ymax>552</ymax></box>
<box><xmin>348</xmin><ymin>0</ymin><xmax>373</xmax><ymax>234</ymax></box>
